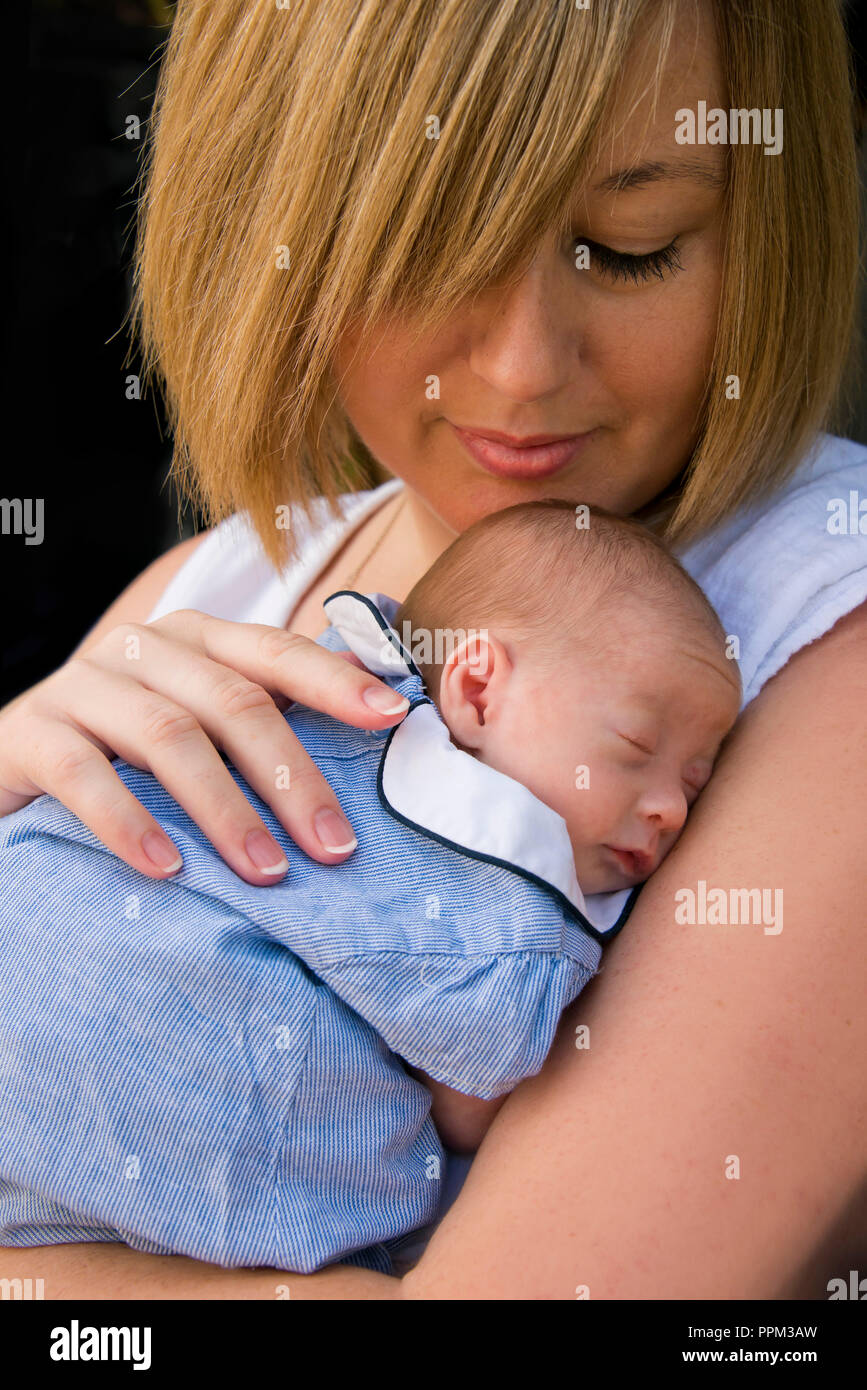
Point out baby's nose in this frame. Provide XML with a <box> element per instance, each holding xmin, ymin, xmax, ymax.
<box><xmin>638</xmin><ymin>784</ymin><xmax>689</xmax><ymax>835</ymax></box>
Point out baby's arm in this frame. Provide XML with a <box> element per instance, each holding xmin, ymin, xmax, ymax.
<box><xmin>406</xmin><ymin>1063</ymin><xmax>510</xmax><ymax>1154</ymax></box>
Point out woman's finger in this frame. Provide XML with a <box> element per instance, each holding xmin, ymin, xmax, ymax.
<box><xmin>84</xmin><ymin>628</ymin><xmax>389</xmax><ymax>863</ymax></box>
<box><xmin>145</xmin><ymin>611</ymin><xmax>410</xmax><ymax>722</ymax></box>
<box><xmin>39</xmin><ymin>662</ymin><xmax>307</xmax><ymax>884</ymax></box>
<box><xmin>1</xmin><ymin>712</ymin><xmax>190</xmax><ymax>882</ymax></box>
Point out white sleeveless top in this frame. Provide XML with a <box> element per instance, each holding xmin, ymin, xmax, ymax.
<box><xmin>144</xmin><ymin>430</ymin><xmax>866</xmax><ymax>1268</ymax></box>
<box><xmin>147</xmin><ymin>432</ymin><xmax>867</xmax><ymax>713</ymax></box>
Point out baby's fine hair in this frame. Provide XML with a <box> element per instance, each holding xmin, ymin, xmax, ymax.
<box><xmin>393</xmin><ymin>499</ymin><xmax>738</xmax><ymax>699</ymax></box>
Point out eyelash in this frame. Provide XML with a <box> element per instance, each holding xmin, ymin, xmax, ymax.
<box><xmin>574</xmin><ymin>236</ymin><xmax>684</xmax><ymax>284</ymax></box>
<box><xmin>620</xmin><ymin>735</ymin><xmax>704</xmax><ymax>796</ymax></box>
<box><xmin>621</xmin><ymin>735</ymin><xmax>654</xmax><ymax>756</ymax></box>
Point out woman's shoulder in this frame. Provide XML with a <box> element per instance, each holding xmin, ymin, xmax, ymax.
<box><xmin>143</xmin><ymin>480</ymin><xmax>402</xmax><ymax>626</ymax></box>
<box><xmin>684</xmin><ymin>431</ymin><xmax>866</xmax><ymax>559</ymax></box>
<box><xmin>678</xmin><ymin>432</ymin><xmax>867</xmax><ymax>709</ymax></box>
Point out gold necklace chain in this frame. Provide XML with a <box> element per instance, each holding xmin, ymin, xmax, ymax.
<box><xmin>343</xmin><ymin>492</ymin><xmax>407</xmax><ymax>590</ymax></box>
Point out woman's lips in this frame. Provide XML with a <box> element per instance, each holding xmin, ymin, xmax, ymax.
<box><xmin>450</xmin><ymin>422</ymin><xmax>593</xmax><ymax>479</ymax></box>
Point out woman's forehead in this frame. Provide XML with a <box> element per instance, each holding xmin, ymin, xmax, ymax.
<box><xmin>581</xmin><ymin>2</ymin><xmax>726</xmax><ymax>197</ymax></box>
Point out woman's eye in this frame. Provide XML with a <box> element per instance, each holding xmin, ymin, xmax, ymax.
<box><xmin>573</xmin><ymin>236</ymin><xmax>684</xmax><ymax>284</ymax></box>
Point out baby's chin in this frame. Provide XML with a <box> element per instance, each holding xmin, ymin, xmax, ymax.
<box><xmin>574</xmin><ymin>867</ymin><xmax>625</xmax><ymax>896</ymax></box>
<box><xmin>579</xmin><ymin>872</ymin><xmax>631</xmax><ymax>896</ymax></box>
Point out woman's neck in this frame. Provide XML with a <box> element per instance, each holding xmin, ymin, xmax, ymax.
<box><xmin>360</xmin><ymin>485</ymin><xmax>458</xmax><ymax>601</ymax></box>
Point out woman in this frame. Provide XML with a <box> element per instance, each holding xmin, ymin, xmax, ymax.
<box><xmin>1</xmin><ymin>0</ymin><xmax>865</xmax><ymax>1297</ymax></box>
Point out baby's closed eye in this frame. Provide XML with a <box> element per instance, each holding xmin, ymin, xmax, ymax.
<box><xmin>616</xmin><ymin>730</ymin><xmax>656</xmax><ymax>756</ymax></box>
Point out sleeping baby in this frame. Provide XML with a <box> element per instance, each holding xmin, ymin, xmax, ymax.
<box><xmin>0</xmin><ymin>499</ymin><xmax>741</xmax><ymax>1275</ymax></box>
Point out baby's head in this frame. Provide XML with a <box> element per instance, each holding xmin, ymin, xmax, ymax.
<box><xmin>393</xmin><ymin>500</ymin><xmax>741</xmax><ymax>895</ymax></box>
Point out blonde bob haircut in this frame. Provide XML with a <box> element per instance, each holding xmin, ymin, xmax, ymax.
<box><xmin>130</xmin><ymin>0</ymin><xmax>861</xmax><ymax>570</ymax></box>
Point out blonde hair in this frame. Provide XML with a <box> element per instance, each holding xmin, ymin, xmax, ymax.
<box><xmin>392</xmin><ymin>499</ymin><xmax>738</xmax><ymax>700</ymax></box>
<box><xmin>129</xmin><ymin>0</ymin><xmax>861</xmax><ymax>570</ymax></box>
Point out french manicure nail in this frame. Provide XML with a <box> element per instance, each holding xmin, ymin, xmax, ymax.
<box><xmin>142</xmin><ymin>830</ymin><xmax>183</xmax><ymax>874</ymax></box>
<box><xmin>314</xmin><ymin>808</ymin><xmax>358</xmax><ymax>854</ymax></box>
<box><xmin>362</xmin><ymin>686</ymin><xmax>409</xmax><ymax>715</ymax></box>
<box><xmin>245</xmin><ymin>829</ymin><xmax>289</xmax><ymax>875</ymax></box>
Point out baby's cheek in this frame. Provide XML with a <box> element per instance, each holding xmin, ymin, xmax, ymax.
<box><xmin>560</xmin><ymin>746</ymin><xmax>625</xmax><ymax>829</ymax></box>
<box><xmin>658</xmin><ymin>821</ymin><xmax>688</xmax><ymax>863</ymax></box>
<box><xmin>573</xmin><ymin>765</ymin><xmax>629</xmax><ymax>829</ymax></box>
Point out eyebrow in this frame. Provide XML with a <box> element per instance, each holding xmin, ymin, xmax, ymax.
<box><xmin>592</xmin><ymin>158</ymin><xmax>727</xmax><ymax>195</ymax></box>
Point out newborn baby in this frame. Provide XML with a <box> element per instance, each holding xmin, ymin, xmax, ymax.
<box><xmin>0</xmin><ymin>500</ymin><xmax>740</xmax><ymax>1275</ymax></box>
<box><xmin>389</xmin><ymin>499</ymin><xmax>741</xmax><ymax>894</ymax></box>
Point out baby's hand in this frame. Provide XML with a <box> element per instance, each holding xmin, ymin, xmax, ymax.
<box><xmin>407</xmin><ymin>1064</ymin><xmax>509</xmax><ymax>1154</ymax></box>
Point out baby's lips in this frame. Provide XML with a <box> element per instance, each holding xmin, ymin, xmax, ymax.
<box><xmin>630</xmin><ymin>848</ymin><xmax>657</xmax><ymax>877</ymax></box>
<box><xmin>607</xmin><ymin>845</ymin><xmax>656</xmax><ymax>878</ymax></box>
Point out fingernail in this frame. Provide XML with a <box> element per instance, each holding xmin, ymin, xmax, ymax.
<box><xmin>314</xmin><ymin>808</ymin><xmax>358</xmax><ymax>854</ymax></box>
<box><xmin>362</xmin><ymin>686</ymin><xmax>410</xmax><ymax>715</ymax></box>
<box><xmin>245</xmin><ymin>829</ymin><xmax>289</xmax><ymax>875</ymax></box>
<box><xmin>142</xmin><ymin>830</ymin><xmax>183</xmax><ymax>874</ymax></box>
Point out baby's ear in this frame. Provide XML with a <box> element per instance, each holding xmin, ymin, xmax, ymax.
<box><xmin>437</xmin><ymin>633</ymin><xmax>512</xmax><ymax>749</ymax></box>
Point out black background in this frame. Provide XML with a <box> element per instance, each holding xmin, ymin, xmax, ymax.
<box><xmin>2</xmin><ymin>0</ymin><xmax>867</xmax><ymax>705</ymax></box>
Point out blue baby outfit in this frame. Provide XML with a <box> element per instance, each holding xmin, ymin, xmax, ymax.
<box><xmin>0</xmin><ymin>592</ymin><xmax>637</xmax><ymax>1274</ymax></box>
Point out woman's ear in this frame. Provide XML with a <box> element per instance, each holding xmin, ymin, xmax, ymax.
<box><xmin>437</xmin><ymin>633</ymin><xmax>514</xmax><ymax>751</ymax></box>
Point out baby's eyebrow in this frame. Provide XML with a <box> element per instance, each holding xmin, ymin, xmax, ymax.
<box><xmin>617</xmin><ymin>691</ymin><xmax>664</xmax><ymax>719</ymax></box>
<box><xmin>592</xmin><ymin>156</ymin><xmax>727</xmax><ymax>195</ymax></box>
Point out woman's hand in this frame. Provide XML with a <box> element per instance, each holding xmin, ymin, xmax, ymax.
<box><xmin>0</xmin><ymin>609</ymin><xmax>409</xmax><ymax>884</ymax></box>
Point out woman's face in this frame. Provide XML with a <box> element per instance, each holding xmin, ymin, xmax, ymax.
<box><xmin>334</xmin><ymin>1</ymin><xmax>727</xmax><ymax>535</ymax></box>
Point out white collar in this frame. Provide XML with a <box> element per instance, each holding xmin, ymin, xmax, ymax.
<box><xmin>322</xmin><ymin>590</ymin><xmax>637</xmax><ymax>941</ymax></box>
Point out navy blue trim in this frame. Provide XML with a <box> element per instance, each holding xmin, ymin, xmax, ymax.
<box><xmin>375</xmin><ymin>699</ymin><xmax>638</xmax><ymax>947</ymax></box>
<box><xmin>322</xmin><ymin>589</ymin><xmax>424</xmax><ymax>680</ymax></box>
<box><xmin>599</xmin><ymin>880</ymin><xmax>642</xmax><ymax>941</ymax></box>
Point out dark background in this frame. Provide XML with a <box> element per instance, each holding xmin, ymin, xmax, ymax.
<box><xmin>2</xmin><ymin>0</ymin><xmax>867</xmax><ymax>705</ymax></box>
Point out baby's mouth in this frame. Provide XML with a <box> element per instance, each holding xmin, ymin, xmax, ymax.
<box><xmin>604</xmin><ymin>845</ymin><xmax>656</xmax><ymax>879</ymax></box>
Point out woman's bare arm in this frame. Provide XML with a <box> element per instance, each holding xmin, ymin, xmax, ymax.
<box><xmin>5</xmin><ymin>601</ymin><xmax>865</xmax><ymax>1299</ymax></box>
<box><xmin>0</xmin><ymin>1240</ymin><xmax>399</xmax><ymax>1299</ymax></box>
<box><xmin>71</xmin><ymin>532</ymin><xmax>210</xmax><ymax>655</ymax></box>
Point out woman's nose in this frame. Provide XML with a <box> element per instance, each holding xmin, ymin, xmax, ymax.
<box><xmin>466</xmin><ymin>243</ymin><xmax>580</xmax><ymax>402</ymax></box>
